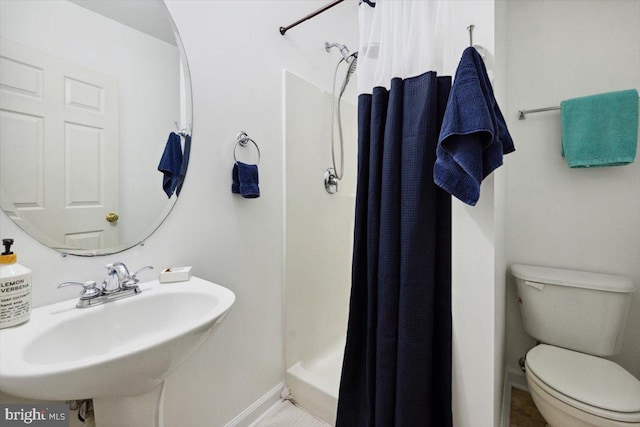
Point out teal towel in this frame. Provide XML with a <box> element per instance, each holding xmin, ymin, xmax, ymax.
<box><xmin>561</xmin><ymin>89</ymin><xmax>638</xmax><ymax>168</ymax></box>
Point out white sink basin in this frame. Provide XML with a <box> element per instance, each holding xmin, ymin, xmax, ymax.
<box><xmin>0</xmin><ymin>276</ymin><xmax>235</xmax><ymax>401</ymax></box>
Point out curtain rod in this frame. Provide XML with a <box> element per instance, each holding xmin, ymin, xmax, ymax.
<box><xmin>518</xmin><ymin>96</ymin><xmax>640</xmax><ymax>120</ymax></box>
<box><xmin>279</xmin><ymin>0</ymin><xmax>345</xmax><ymax>35</ymax></box>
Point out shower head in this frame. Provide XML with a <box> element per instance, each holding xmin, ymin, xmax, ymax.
<box><xmin>346</xmin><ymin>51</ymin><xmax>358</xmax><ymax>67</ymax></box>
<box><xmin>325</xmin><ymin>41</ymin><xmax>352</xmax><ymax>61</ymax></box>
<box><xmin>340</xmin><ymin>53</ymin><xmax>357</xmax><ymax>95</ymax></box>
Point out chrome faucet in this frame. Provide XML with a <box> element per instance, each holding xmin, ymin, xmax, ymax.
<box><xmin>58</xmin><ymin>262</ymin><xmax>154</xmax><ymax>308</ymax></box>
<box><xmin>103</xmin><ymin>264</ymin><xmax>123</xmax><ymax>293</ymax></box>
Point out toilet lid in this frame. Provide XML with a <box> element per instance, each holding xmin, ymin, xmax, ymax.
<box><xmin>526</xmin><ymin>345</ymin><xmax>640</xmax><ymax>413</ymax></box>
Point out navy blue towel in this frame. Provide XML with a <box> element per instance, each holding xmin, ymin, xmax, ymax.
<box><xmin>435</xmin><ymin>47</ymin><xmax>515</xmax><ymax>206</ymax></box>
<box><xmin>231</xmin><ymin>163</ymin><xmax>240</xmax><ymax>194</ymax></box>
<box><xmin>176</xmin><ymin>134</ymin><xmax>191</xmax><ymax>197</ymax></box>
<box><xmin>157</xmin><ymin>132</ymin><xmax>183</xmax><ymax>198</ymax></box>
<box><xmin>231</xmin><ymin>161</ymin><xmax>260</xmax><ymax>198</ymax></box>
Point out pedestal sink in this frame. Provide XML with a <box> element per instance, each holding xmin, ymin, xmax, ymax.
<box><xmin>0</xmin><ymin>277</ymin><xmax>235</xmax><ymax>427</ymax></box>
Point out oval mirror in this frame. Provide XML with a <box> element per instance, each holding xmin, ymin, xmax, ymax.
<box><xmin>0</xmin><ymin>0</ymin><xmax>192</xmax><ymax>256</ymax></box>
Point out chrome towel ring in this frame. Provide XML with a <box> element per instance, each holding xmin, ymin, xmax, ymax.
<box><xmin>234</xmin><ymin>131</ymin><xmax>261</xmax><ymax>165</ymax></box>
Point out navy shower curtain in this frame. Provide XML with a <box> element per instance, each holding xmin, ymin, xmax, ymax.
<box><xmin>336</xmin><ymin>71</ymin><xmax>453</xmax><ymax>426</ymax></box>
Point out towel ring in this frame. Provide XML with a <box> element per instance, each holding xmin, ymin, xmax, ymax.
<box><xmin>234</xmin><ymin>131</ymin><xmax>261</xmax><ymax>165</ymax></box>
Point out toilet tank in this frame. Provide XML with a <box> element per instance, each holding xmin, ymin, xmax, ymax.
<box><xmin>511</xmin><ymin>264</ymin><xmax>635</xmax><ymax>357</ymax></box>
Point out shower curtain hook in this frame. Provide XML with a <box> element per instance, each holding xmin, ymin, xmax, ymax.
<box><xmin>467</xmin><ymin>24</ymin><xmax>475</xmax><ymax>47</ymax></box>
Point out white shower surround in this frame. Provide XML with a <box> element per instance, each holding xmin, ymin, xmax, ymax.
<box><xmin>286</xmin><ymin>338</ymin><xmax>345</xmax><ymax>425</ymax></box>
<box><xmin>283</xmin><ymin>69</ymin><xmax>356</xmax><ymax>424</ymax></box>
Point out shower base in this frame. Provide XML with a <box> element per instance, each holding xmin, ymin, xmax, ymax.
<box><xmin>285</xmin><ymin>338</ymin><xmax>345</xmax><ymax>425</ymax></box>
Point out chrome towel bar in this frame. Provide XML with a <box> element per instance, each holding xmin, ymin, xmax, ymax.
<box><xmin>519</xmin><ymin>96</ymin><xmax>639</xmax><ymax>120</ymax></box>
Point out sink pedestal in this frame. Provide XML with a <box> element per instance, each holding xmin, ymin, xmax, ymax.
<box><xmin>93</xmin><ymin>382</ymin><xmax>166</xmax><ymax>427</ymax></box>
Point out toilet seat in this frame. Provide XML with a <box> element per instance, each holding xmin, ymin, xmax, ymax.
<box><xmin>526</xmin><ymin>345</ymin><xmax>640</xmax><ymax>424</ymax></box>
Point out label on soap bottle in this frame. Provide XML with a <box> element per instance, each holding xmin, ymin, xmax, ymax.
<box><xmin>0</xmin><ymin>271</ymin><xmax>32</xmax><ymax>328</ymax></box>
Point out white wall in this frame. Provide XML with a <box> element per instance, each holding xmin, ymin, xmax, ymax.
<box><xmin>505</xmin><ymin>0</ymin><xmax>640</xmax><ymax>380</ymax></box>
<box><xmin>493</xmin><ymin>1</ymin><xmax>509</xmax><ymax>424</ymax></box>
<box><xmin>448</xmin><ymin>2</ymin><xmax>508</xmax><ymax>427</ymax></box>
<box><xmin>0</xmin><ymin>1</ymin><xmax>360</xmax><ymax>425</ymax></box>
<box><xmin>0</xmin><ymin>0</ymin><xmax>180</xmax><ymax>245</ymax></box>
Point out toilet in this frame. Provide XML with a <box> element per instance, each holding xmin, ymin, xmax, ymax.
<box><xmin>511</xmin><ymin>264</ymin><xmax>640</xmax><ymax>427</ymax></box>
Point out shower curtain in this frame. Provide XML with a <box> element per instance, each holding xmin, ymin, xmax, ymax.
<box><xmin>337</xmin><ymin>1</ymin><xmax>454</xmax><ymax>425</ymax></box>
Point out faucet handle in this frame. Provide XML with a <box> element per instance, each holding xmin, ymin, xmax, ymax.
<box><xmin>58</xmin><ymin>281</ymin><xmax>101</xmax><ymax>299</ymax></box>
<box><xmin>132</xmin><ymin>265</ymin><xmax>154</xmax><ymax>278</ymax></box>
<box><xmin>122</xmin><ymin>265</ymin><xmax>154</xmax><ymax>289</ymax></box>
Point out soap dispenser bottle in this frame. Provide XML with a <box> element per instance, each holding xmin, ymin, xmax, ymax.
<box><xmin>0</xmin><ymin>238</ymin><xmax>32</xmax><ymax>328</ymax></box>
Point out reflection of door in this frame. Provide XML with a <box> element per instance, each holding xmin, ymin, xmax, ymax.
<box><xmin>0</xmin><ymin>38</ymin><xmax>119</xmax><ymax>249</ymax></box>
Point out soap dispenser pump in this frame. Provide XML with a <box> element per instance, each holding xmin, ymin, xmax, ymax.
<box><xmin>0</xmin><ymin>238</ymin><xmax>32</xmax><ymax>328</ymax></box>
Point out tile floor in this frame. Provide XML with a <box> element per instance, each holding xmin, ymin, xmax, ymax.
<box><xmin>509</xmin><ymin>387</ymin><xmax>546</xmax><ymax>427</ymax></box>
<box><xmin>253</xmin><ymin>400</ymin><xmax>329</xmax><ymax>427</ymax></box>
<box><xmin>254</xmin><ymin>387</ymin><xmax>546</xmax><ymax>426</ymax></box>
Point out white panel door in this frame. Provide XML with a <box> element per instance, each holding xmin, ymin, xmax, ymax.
<box><xmin>0</xmin><ymin>38</ymin><xmax>119</xmax><ymax>250</ymax></box>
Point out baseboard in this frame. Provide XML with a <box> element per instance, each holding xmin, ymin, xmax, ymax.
<box><xmin>508</xmin><ymin>366</ymin><xmax>528</xmax><ymax>391</ymax></box>
<box><xmin>500</xmin><ymin>367</ymin><xmax>529</xmax><ymax>427</ymax></box>
<box><xmin>224</xmin><ymin>382</ymin><xmax>284</xmax><ymax>427</ymax></box>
